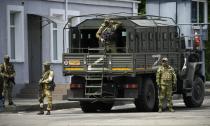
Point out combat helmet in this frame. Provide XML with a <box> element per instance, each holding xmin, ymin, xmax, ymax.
<box><xmin>162</xmin><ymin>57</ymin><xmax>168</xmax><ymax>62</ymax></box>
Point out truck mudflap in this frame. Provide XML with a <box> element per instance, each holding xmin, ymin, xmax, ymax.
<box><xmin>67</xmin><ymin>98</ymin><xmax>135</xmax><ymax>101</ymax></box>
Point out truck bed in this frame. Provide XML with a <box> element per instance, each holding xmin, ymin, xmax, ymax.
<box><xmin>63</xmin><ymin>52</ymin><xmax>181</xmax><ymax>76</ymax></box>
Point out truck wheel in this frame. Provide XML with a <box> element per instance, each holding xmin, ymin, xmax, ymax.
<box><xmin>135</xmin><ymin>78</ymin><xmax>156</xmax><ymax>112</ymax></box>
<box><xmin>98</xmin><ymin>102</ymin><xmax>114</xmax><ymax>112</ymax></box>
<box><xmin>80</xmin><ymin>101</ymin><xmax>97</xmax><ymax>113</ymax></box>
<box><xmin>183</xmin><ymin>77</ymin><xmax>204</xmax><ymax>107</ymax></box>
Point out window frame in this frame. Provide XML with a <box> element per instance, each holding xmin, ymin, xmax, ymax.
<box><xmin>191</xmin><ymin>0</ymin><xmax>207</xmax><ymax>24</ymax></box>
<box><xmin>7</xmin><ymin>5</ymin><xmax>24</xmax><ymax>62</ymax></box>
<box><xmin>50</xmin><ymin>9</ymin><xmax>80</xmax><ymax>63</ymax></box>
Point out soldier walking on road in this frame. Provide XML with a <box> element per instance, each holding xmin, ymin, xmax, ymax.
<box><xmin>96</xmin><ymin>18</ymin><xmax>122</xmax><ymax>53</ymax></box>
<box><xmin>0</xmin><ymin>55</ymin><xmax>16</xmax><ymax>106</ymax></box>
<box><xmin>156</xmin><ymin>57</ymin><xmax>177</xmax><ymax>112</ymax></box>
<box><xmin>37</xmin><ymin>62</ymin><xmax>55</xmax><ymax>115</ymax></box>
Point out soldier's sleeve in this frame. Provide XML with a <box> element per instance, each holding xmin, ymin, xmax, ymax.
<box><xmin>46</xmin><ymin>71</ymin><xmax>54</xmax><ymax>83</ymax></box>
<box><xmin>10</xmin><ymin>63</ymin><xmax>16</xmax><ymax>77</ymax></box>
<box><xmin>112</xmin><ymin>21</ymin><xmax>122</xmax><ymax>30</ymax></box>
<box><xmin>96</xmin><ymin>24</ymin><xmax>105</xmax><ymax>39</ymax></box>
<box><xmin>0</xmin><ymin>64</ymin><xmax>5</xmax><ymax>77</ymax></box>
<box><xmin>156</xmin><ymin>67</ymin><xmax>162</xmax><ymax>86</ymax></box>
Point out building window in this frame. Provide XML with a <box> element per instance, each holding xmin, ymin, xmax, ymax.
<box><xmin>50</xmin><ymin>9</ymin><xmax>80</xmax><ymax>62</ymax></box>
<box><xmin>191</xmin><ymin>1</ymin><xmax>206</xmax><ymax>23</ymax></box>
<box><xmin>52</xmin><ymin>23</ymin><xmax>58</xmax><ymax>60</ymax></box>
<box><xmin>199</xmin><ymin>2</ymin><xmax>204</xmax><ymax>23</ymax></box>
<box><xmin>10</xmin><ymin>13</ymin><xmax>16</xmax><ymax>59</ymax></box>
<box><xmin>7</xmin><ymin>5</ymin><xmax>24</xmax><ymax>62</ymax></box>
<box><xmin>50</xmin><ymin>11</ymin><xmax>64</xmax><ymax>63</ymax></box>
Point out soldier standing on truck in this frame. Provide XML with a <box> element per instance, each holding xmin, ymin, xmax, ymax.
<box><xmin>0</xmin><ymin>55</ymin><xmax>16</xmax><ymax>106</ymax></box>
<box><xmin>96</xmin><ymin>18</ymin><xmax>122</xmax><ymax>53</ymax></box>
<box><xmin>156</xmin><ymin>57</ymin><xmax>177</xmax><ymax>112</ymax></box>
<box><xmin>37</xmin><ymin>62</ymin><xmax>55</xmax><ymax>115</ymax></box>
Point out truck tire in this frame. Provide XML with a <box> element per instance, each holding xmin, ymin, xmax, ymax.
<box><xmin>80</xmin><ymin>101</ymin><xmax>97</xmax><ymax>113</ymax></box>
<box><xmin>135</xmin><ymin>78</ymin><xmax>156</xmax><ymax>112</ymax></box>
<box><xmin>183</xmin><ymin>77</ymin><xmax>204</xmax><ymax>107</ymax></box>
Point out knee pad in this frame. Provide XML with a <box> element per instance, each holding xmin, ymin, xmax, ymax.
<box><xmin>40</xmin><ymin>103</ymin><xmax>44</xmax><ymax>108</ymax></box>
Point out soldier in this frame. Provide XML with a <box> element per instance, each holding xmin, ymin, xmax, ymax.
<box><xmin>156</xmin><ymin>57</ymin><xmax>177</xmax><ymax>112</ymax></box>
<box><xmin>0</xmin><ymin>64</ymin><xmax>3</xmax><ymax>98</ymax></box>
<box><xmin>96</xmin><ymin>18</ymin><xmax>122</xmax><ymax>53</ymax></box>
<box><xmin>37</xmin><ymin>62</ymin><xmax>55</xmax><ymax>115</ymax></box>
<box><xmin>0</xmin><ymin>55</ymin><xmax>16</xmax><ymax>106</ymax></box>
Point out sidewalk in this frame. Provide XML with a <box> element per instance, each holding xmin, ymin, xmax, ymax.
<box><xmin>2</xmin><ymin>99</ymin><xmax>79</xmax><ymax>112</ymax></box>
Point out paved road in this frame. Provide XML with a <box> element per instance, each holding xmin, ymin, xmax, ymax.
<box><xmin>0</xmin><ymin>98</ymin><xmax>210</xmax><ymax>126</ymax></box>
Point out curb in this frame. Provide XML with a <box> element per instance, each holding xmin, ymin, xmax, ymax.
<box><xmin>1</xmin><ymin>101</ymin><xmax>80</xmax><ymax>113</ymax></box>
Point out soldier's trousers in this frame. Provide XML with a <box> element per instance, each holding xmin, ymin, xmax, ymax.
<box><xmin>2</xmin><ymin>81</ymin><xmax>13</xmax><ymax>103</ymax></box>
<box><xmin>0</xmin><ymin>76</ymin><xmax>3</xmax><ymax>97</ymax></box>
<box><xmin>39</xmin><ymin>88</ymin><xmax>52</xmax><ymax>111</ymax></box>
<box><xmin>158</xmin><ymin>84</ymin><xmax>173</xmax><ymax>109</ymax></box>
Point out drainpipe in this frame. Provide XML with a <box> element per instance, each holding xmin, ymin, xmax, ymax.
<box><xmin>63</xmin><ymin>0</ymin><xmax>68</xmax><ymax>53</ymax></box>
<box><xmin>65</xmin><ymin>0</ymin><xmax>68</xmax><ymax>21</ymax></box>
<box><xmin>176</xmin><ymin>0</ymin><xmax>177</xmax><ymax>24</ymax></box>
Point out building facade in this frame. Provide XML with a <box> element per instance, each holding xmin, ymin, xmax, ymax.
<box><xmin>0</xmin><ymin>0</ymin><xmax>139</xmax><ymax>97</ymax></box>
<box><xmin>146</xmin><ymin>0</ymin><xmax>208</xmax><ymax>76</ymax></box>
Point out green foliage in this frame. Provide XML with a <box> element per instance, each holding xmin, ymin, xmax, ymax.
<box><xmin>138</xmin><ymin>0</ymin><xmax>146</xmax><ymax>15</ymax></box>
<box><xmin>205</xmin><ymin>2</ymin><xmax>210</xmax><ymax>80</ymax></box>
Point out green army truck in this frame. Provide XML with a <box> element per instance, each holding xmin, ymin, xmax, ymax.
<box><xmin>62</xmin><ymin>15</ymin><xmax>205</xmax><ymax>112</ymax></box>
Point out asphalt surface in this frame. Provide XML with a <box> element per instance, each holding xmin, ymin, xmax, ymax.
<box><xmin>0</xmin><ymin>97</ymin><xmax>210</xmax><ymax>126</ymax></box>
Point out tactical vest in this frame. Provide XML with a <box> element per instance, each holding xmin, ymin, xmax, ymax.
<box><xmin>101</xmin><ymin>26</ymin><xmax>114</xmax><ymax>42</ymax></box>
<box><xmin>2</xmin><ymin>63</ymin><xmax>14</xmax><ymax>76</ymax></box>
<box><xmin>161</xmin><ymin>67</ymin><xmax>173</xmax><ymax>81</ymax></box>
<box><xmin>41</xmin><ymin>70</ymin><xmax>55</xmax><ymax>90</ymax></box>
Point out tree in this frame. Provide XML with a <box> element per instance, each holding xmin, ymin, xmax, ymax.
<box><xmin>205</xmin><ymin>1</ymin><xmax>210</xmax><ymax>80</ymax></box>
<box><xmin>138</xmin><ymin>0</ymin><xmax>146</xmax><ymax>15</ymax></box>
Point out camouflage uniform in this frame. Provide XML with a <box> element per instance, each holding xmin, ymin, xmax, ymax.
<box><xmin>156</xmin><ymin>57</ymin><xmax>176</xmax><ymax>112</ymax></box>
<box><xmin>0</xmin><ymin>56</ymin><xmax>15</xmax><ymax>105</ymax></box>
<box><xmin>96</xmin><ymin>18</ymin><xmax>122</xmax><ymax>53</ymax></box>
<box><xmin>0</xmin><ymin>64</ymin><xmax>3</xmax><ymax>98</ymax></box>
<box><xmin>38</xmin><ymin>62</ymin><xmax>54</xmax><ymax>115</ymax></box>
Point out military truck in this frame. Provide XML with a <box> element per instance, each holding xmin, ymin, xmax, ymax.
<box><xmin>63</xmin><ymin>15</ymin><xmax>205</xmax><ymax>112</ymax></box>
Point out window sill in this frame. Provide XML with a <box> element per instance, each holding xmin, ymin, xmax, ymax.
<box><xmin>10</xmin><ymin>59</ymin><xmax>24</xmax><ymax>63</ymax></box>
<box><xmin>51</xmin><ymin>60</ymin><xmax>62</xmax><ymax>64</ymax></box>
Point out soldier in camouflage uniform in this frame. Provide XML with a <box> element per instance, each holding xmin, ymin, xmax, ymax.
<box><xmin>0</xmin><ymin>55</ymin><xmax>15</xmax><ymax>106</ymax></box>
<box><xmin>38</xmin><ymin>62</ymin><xmax>54</xmax><ymax>115</ymax></box>
<box><xmin>96</xmin><ymin>18</ymin><xmax>122</xmax><ymax>53</ymax></box>
<box><xmin>0</xmin><ymin>64</ymin><xmax>3</xmax><ymax>98</ymax></box>
<box><xmin>156</xmin><ymin>57</ymin><xmax>177</xmax><ymax>112</ymax></box>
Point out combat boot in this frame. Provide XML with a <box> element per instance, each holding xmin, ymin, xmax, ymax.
<box><xmin>169</xmin><ymin>108</ymin><xmax>175</xmax><ymax>112</ymax></box>
<box><xmin>158</xmin><ymin>108</ymin><xmax>162</xmax><ymax>113</ymax></box>
<box><xmin>37</xmin><ymin>108</ymin><xmax>44</xmax><ymax>115</ymax></box>
<box><xmin>46</xmin><ymin>110</ymin><xmax>51</xmax><ymax>115</ymax></box>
